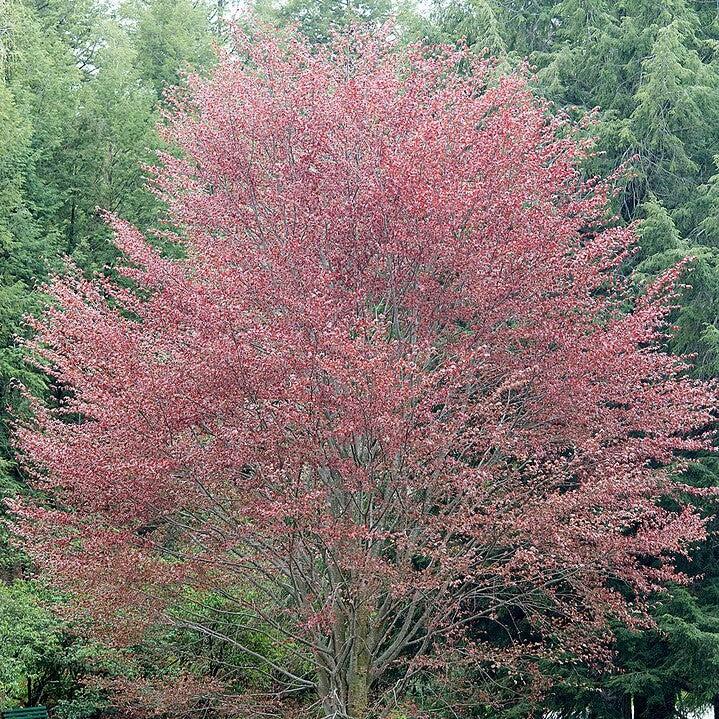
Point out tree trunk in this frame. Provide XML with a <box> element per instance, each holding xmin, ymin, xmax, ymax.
<box><xmin>713</xmin><ymin>693</ymin><xmax>719</xmax><ymax>719</ymax></box>
<box><xmin>654</xmin><ymin>693</ymin><xmax>675</xmax><ymax>719</ymax></box>
<box><xmin>618</xmin><ymin>693</ymin><xmax>632</xmax><ymax>719</ymax></box>
<box><xmin>634</xmin><ymin>692</ymin><xmax>675</xmax><ymax>719</ymax></box>
<box><xmin>347</xmin><ymin>601</ymin><xmax>371</xmax><ymax>719</ymax></box>
<box><xmin>68</xmin><ymin>195</ymin><xmax>76</xmax><ymax>254</ymax></box>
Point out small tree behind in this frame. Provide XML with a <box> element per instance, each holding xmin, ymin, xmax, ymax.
<box><xmin>14</xmin><ymin>29</ymin><xmax>717</xmax><ymax>718</ymax></box>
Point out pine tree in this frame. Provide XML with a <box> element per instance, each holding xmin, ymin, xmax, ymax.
<box><xmin>424</xmin><ymin>0</ymin><xmax>506</xmax><ymax>55</ymax></box>
<box><xmin>628</xmin><ymin>14</ymin><xmax>717</xmax><ymax>216</ymax></box>
<box><xmin>255</xmin><ymin>0</ymin><xmax>394</xmax><ymax>44</ymax></box>
<box><xmin>120</xmin><ymin>0</ymin><xmax>216</xmax><ymax>97</ymax></box>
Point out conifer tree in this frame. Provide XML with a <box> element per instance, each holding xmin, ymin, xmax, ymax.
<box><xmin>120</xmin><ymin>0</ymin><xmax>216</xmax><ymax>97</ymax></box>
<box><xmin>424</xmin><ymin>0</ymin><xmax>506</xmax><ymax>55</ymax></box>
<box><xmin>254</xmin><ymin>0</ymin><xmax>394</xmax><ymax>44</ymax></box>
<box><xmin>628</xmin><ymin>15</ymin><xmax>716</xmax><ymax>216</ymax></box>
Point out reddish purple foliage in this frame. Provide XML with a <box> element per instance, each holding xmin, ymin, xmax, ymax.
<box><xmin>12</xmin><ymin>29</ymin><xmax>717</xmax><ymax>718</ymax></box>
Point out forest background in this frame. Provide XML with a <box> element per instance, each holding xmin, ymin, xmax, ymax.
<box><xmin>3</xmin><ymin>0</ymin><xmax>719</xmax><ymax>717</ymax></box>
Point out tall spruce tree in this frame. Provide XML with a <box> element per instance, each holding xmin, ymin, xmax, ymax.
<box><xmin>248</xmin><ymin>0</ymin><xmax>400</xmax><ymax>44</ymax></box>
<box><xmin>422</xmin><ymin>0</ymin><xmax>506</xmax><ymax>55</ymax></box>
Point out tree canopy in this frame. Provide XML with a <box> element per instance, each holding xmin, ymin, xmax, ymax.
<box><xmin>3</xmin><ymin>1</ymin><xmax>719</xmax><ymax>717</ymax></box>
<box><xmin>12</xmin><ymin>27</ymin><xmax>719</xmax><ymax>719</ymax></box>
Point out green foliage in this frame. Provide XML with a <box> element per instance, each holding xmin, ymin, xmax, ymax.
<box><xmin>615</xmin><ymin>585</ymin><xmax>719</xmax><ymax>714</ymax></box>
<box><xmin>119</xmin><ymin>0</ymin><xmax>216</xmax><ymax>97</ymax></box>
<box><xmin>0</xmin><ymin>582</ymin><xmax>107</xmax><ymax>713</ymax></box>
<box><xmin>422</xmin><ymin>0</ymin><xmax>506</xmax><ymax>55</ymax></box>
<box><xmin>0</xmin><ymin>0</ymin><xmax>68</xmax><ymax>535</ymax></box>
<box><xmin>250</xmin><ymin>0</ymin><xmax>395</xmax><ymax>44</ymax></box>
<box><xmin>692</xmin><ymin>157</ymin><xmax>719</xmax><ymax>248</ymax></box>
<box><xmin>628</xmin><ymin>16</ymin><xmax>717</xmax><ymax>213</ymax></box>
<box><xmin>61</xmin><ymin>18</ymin><xmax>159</xmax><ymax>265</ymax></box>
<box><xmin>0</xmin><ymin>582</ymin><xmax>61</xmax><ymax>703</ymax></box>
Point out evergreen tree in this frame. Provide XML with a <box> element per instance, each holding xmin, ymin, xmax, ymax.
<box><xmin>628</xmin><ymin>13</ymin><xmax>718</xmax><ymax>218</ymax></box>
<box><xmin>120</xmin><ymin>0</ymin><xmax>216</xmax><ymax>97</ymax></box>
<box><xmin>424</xmin><ymin>0</ymin><xmax>506</xmax><ymax>55</ymax></box>
<box><xmin>249</xmin><ymin>0</ymin><xmax>396</xmax><ymax>44</ymax></box>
